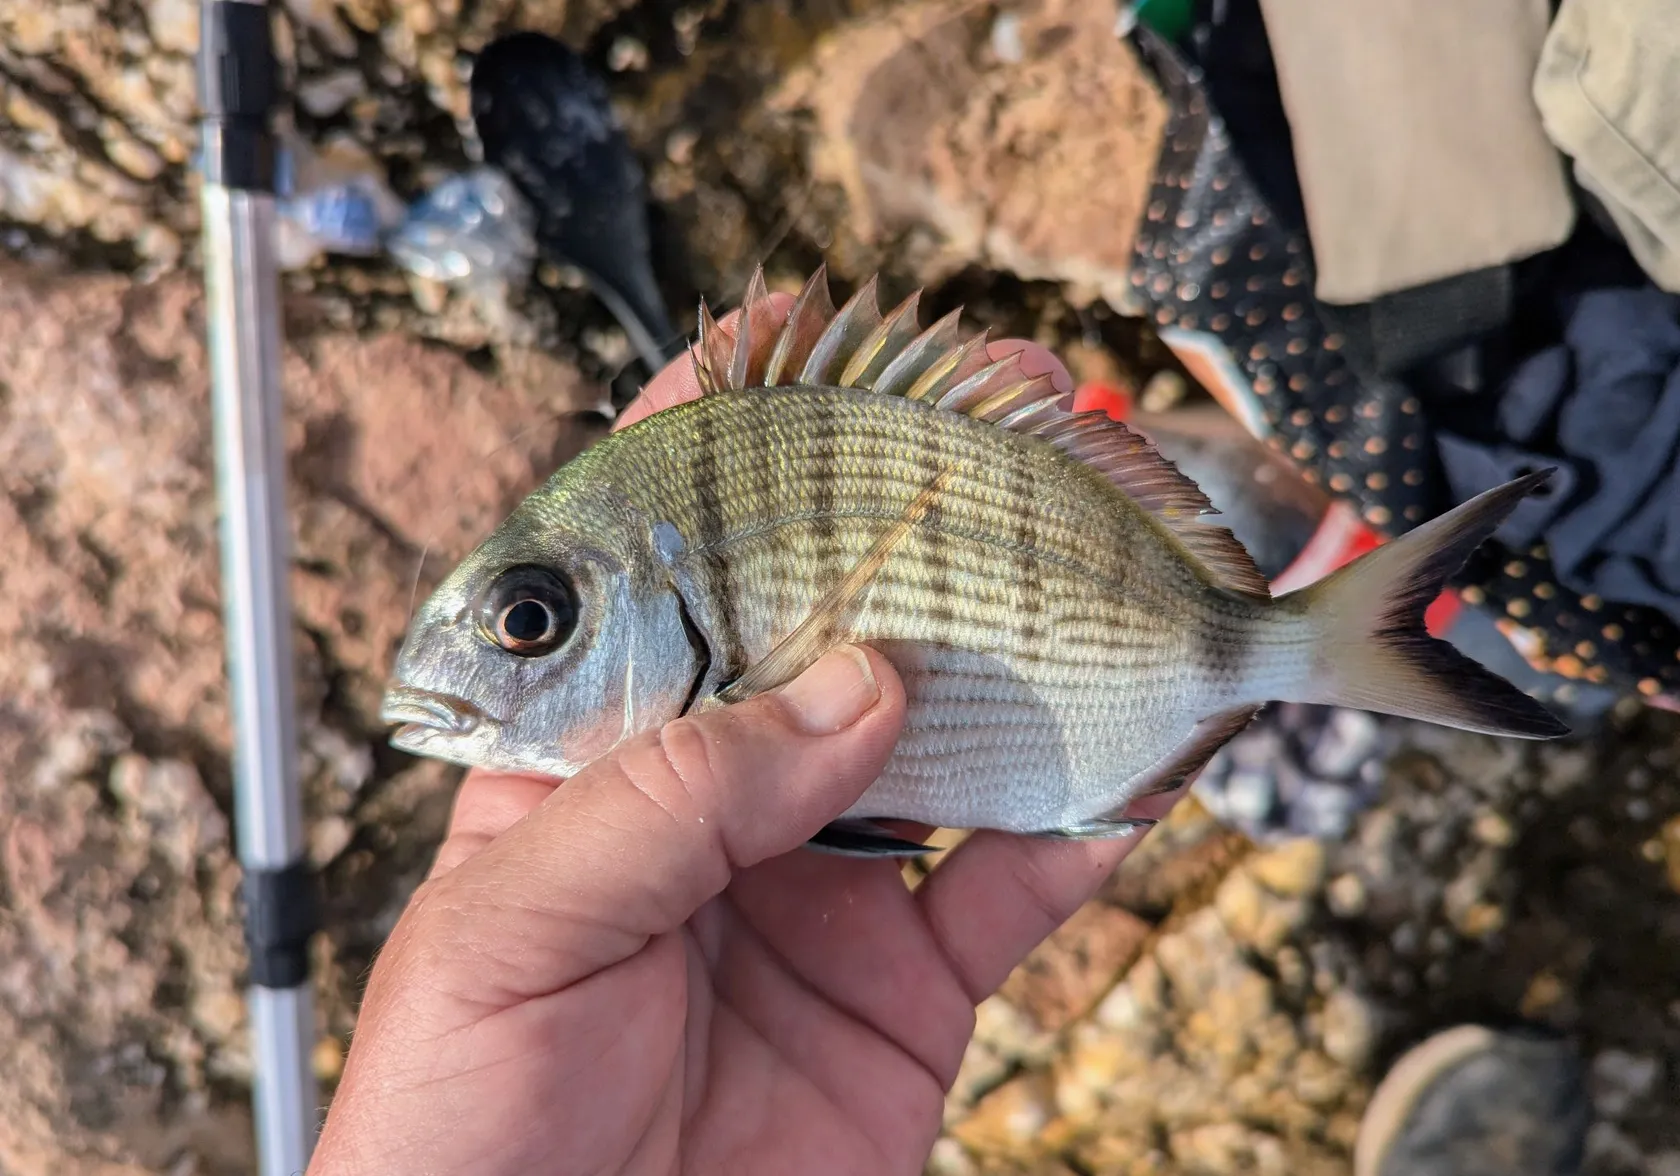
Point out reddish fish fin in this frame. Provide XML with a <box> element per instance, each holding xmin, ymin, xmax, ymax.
<box><xmin>1032</xmin><ymin>413</ymin><xmax>1271</xmax><ymax>599</ymax></box>
<box><xmin>801</xmin><ymin>276</ymin><xmax>883</xmax><ymax>385</ymax></box>
<box><xmin>840</xmin><ymin>290</ymin><xmax>923</xmax><ymax>389</ymax></box>
<box><xmin>710</xmin><ymin>468</ymin><xmax>952</xmax><ymax>705</ymax></box>
<box><xmin>765</xmin><ymin>266</ymin><xmax>836</xmax><ymax>386</ymax></box>
<box><xmin>694</xmin><ymin>264</ymin><xmax>808</xmax><ymax>393</ymax></box>
<box><xmin>692</xmin><ymin>267</ymin><xmax>1272</xmax><ymax>600</ymax></box>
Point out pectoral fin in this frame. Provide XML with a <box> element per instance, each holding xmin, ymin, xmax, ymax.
<box><xmin>705</xmin><ymin>469</ymin><xmax>951</xmax><ymax>708</ymax></box>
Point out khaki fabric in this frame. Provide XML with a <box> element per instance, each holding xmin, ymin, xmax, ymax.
<box><xmin>1534</xmin><ymin>0</ymin><xmax>1680</xmax><ymax>293</ymax></box>
<box><xmin>1257</xmin><ymin>0</ymin><xmax>1576</xmax><ymax>305</ymax></box>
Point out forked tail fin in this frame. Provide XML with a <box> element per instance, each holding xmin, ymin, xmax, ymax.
<box><xmin>1280</xmin><ymin>470</ymin><xmax>1571</xmax><ymax>739</ymax></box>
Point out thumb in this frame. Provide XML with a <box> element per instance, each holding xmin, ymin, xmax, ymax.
<box><xmin>397</xmin><ymin>643</ymin><xmax>906</xmax><ymax>1006</ymax></box>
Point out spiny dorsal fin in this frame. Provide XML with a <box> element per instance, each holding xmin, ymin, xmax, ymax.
<box><xmin>691</xmin><ymin>266</ymin><xmax>1272</xmax><ymax>601</ymax></box>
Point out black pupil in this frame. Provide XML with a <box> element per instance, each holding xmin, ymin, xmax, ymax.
<box><xmin>502</xmin><ymin>599</ymin><xmax>552</xmax><ymax>643</ymax></box>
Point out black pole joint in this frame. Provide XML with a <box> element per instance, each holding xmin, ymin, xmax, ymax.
<box><xmin>241</xmin><ymin>860</ymin><xmax>321</xmax><ymax>990</ymax></box>
<box><xmin>198</xmin><ymin>0</ymin><xmax>279</xmax><ymax>192</ymax></box>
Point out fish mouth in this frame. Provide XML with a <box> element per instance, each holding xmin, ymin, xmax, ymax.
<box><xmin>380</xmin><ymin>686</ymin><xmax>488</xmax><ymax>738</ymax></box>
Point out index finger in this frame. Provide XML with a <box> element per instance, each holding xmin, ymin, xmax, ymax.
<box><xmin>912</xmin><ymin>776</ymin><xmax>1197</xmax><ymax>1003</ymax></box>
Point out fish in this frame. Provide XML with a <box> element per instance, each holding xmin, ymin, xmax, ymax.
<box><xmin>381</xmin><ymin>265</ymin><xmax>1569</xmax><ymax>857</ymax></box>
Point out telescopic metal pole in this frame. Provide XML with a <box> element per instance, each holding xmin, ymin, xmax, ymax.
<box><xmin>197</xmin><ymin>3</ymin><xmax>320</xmax><ymax>1173</ymax></box>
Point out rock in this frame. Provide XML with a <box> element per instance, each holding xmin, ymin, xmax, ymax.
<box><xmin>1472</xmin><ymin>808</ymin><xmax>1517</xmax><ymax>848</ymax></box>
<box><xmin>1649</xmin><ymin>1151</ymin><xmax>1680</xmax><ymax>1176</ymax></box>
<box><xmin>1216</xmin><ymin>868</ymin><xmax>1310</xmax><ymax>957</ymax></box>
<box><xmin>1584</xmin><ymin>1121</ymin><xmax>1646</xmax><ymax>1172</ymax></box>
<box><xmin>769</xmin><ymin>0</ymin><xmax>1166</xmax><ymax>304</ymax></box>
<box><xmin>1326</xmin><ymin>872</ymin><xmax>1368</xmax><ymax>917</ymax></box>
<box><xmin>1001</xmin><ymin>901</ymin><xmax>1151</xmax><ymax>1032</ymax></box>
<box><xmin>1054</xmin><ymin>1022</ymin><xmax>1136</xmax><ymax>1119</ymax></box>
<box><xmin>1320</xmin><ymin>989</ymin><xmax>1381</xmax><ymax>1073</ymax></box>
<box><xmin>949</xmin><ymin>1071</ymin><xmax>1057</xmax><ymax>1159</ymax></box>
<box><xmin>1249</xmin><ymin>839</ymin><xmax>1328</xmax><ymax>899</ymax></box>
<box><xmin>1305</xmin><ymin>709</ymin><xmax>1382</xmax><ymax>780</ymax></box>
<box><xmin>1590</xmin><ymin>1050</ymin><xmax>1662</xmax><ymax>1120</ymax></box>
<box><xmin>926</xmin><ymin>1137</ymin><xmax>979</xmax><ymax>1176</ymax></box>
<box><xmin>0</xmin><ymin>259</ymin><xmax>601</xmax><ymax>1173</ymax></box>
<box><xmin>145</xmin><ymin>0</ymin><xmax>200</xmax><ymax>55</ymax></box>
<box><xmin>1662</xmin><ymin>814</ymin><xmax>1680</xmax><ymax>894</ymax></box>
<box><xmin>297</xmin><ymin>69</ymin><xmax>369</xmax><ymax>117</ymax></box>
<box><xmin>1171</xmin><ymin>1122</ymin><xmax>1288</xmax><ymax>1176</ymax></box>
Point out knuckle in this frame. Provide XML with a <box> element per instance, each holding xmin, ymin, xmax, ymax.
<box><xmin>642</xmin><ymin>715</ymin><xmax>725</xmax><ymax>820</ymax></box>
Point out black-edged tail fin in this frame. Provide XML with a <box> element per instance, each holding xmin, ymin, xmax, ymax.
<box><xmin>1281</xmin><ymin>470</ymin><xmax>1571</xmax><ymax>740</ymax></box>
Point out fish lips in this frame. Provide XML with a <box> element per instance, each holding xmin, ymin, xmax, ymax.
<box><xmin>381</xmin><ymin>686</ymin><xmax>493</xmax><ymax>753</ymax></box>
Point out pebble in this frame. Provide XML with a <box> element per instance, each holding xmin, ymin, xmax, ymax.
<box><xmin>146</xmin><ymin>0</ymin><xmax>200</xmax><ymax>54</ymax></box>
<box><xmin>607</xmin><ymin>35</ymin><xmax>650</xmax><ymax>72</ymax></box>
<box><xmin>312</xmin><ymin>1036</ymin><xmax>344</xmax><ymax>1082</ymax></box>
<box><xmin>297</xmin><ymin>69</ymin><xmax>368</xmax><ymax>117</ymax></box>
<box><xmin>1289</xmin><ymin>780</ymin><xmax>1361</xmax><ymax>840</ymax></box>
<box><xmin>1172</xmin><ymin>1122</ymin><xmax>1288</xmax><ymax>1176</ymax></box>
<box><xmin>1054</xmin><ymin>1023</ymin><xmax>1131</xmax><ymax>1118</ymax></box>
<box><xmin>1457</xmin><ymin>901</ymin><xmax>1505</xmax><ymax>939</ymax></box>
<box><xmin>1662</xmin><ymin>815</ymin><xmax>1680</xmax><ymax>893</ymax></box>
<box><xmin>1585</xmin><ymin>1122</ymin><xmax>1647</xmax><ymax>1172</ymax></box>
<box><xmin>973</xmin><ymin>995</ymin><xmax>1058</xmax><ymax>1066</ymax></box>
<box><xmin>949</xmin><ymin>1072</ymin><xmax>1056</xmax><ymax>1157</ymax></box>
<box><xmin>1219</xmin><ymin>768</ymin><xmax>1277</xmax><ymax>825</ymax></box>
<box><xmin>1320</xmin><ymin>989</ymin><xmax>1379</xmax><ymax>1070</ymax></box>
<box><xmin>989</xmin><ymin>12</ymin><xmax>1025</xmax><ymax>63</ymax></box>
<box><xmin>1472</xmin><ymin>808</ymin><xmax>1517</xmax><ymax>847</ymax></box>
<box><xmin>1249</xmin><ymin>838</ymin><xmax>1327</xmax><ymax>898</ymax></box>
<box><xmin>1591</xmin><ymin>1049</ymin><xmax>1662</xmax><ymax>1119</ymax></box>
<box><xmin>309</xmin><ymin>815</ymin><xmax>355</xmax><ymax>865</ymax></box>
<box><xmin>1305</xmin><ymin>708</ymin><xmax>1382</xmax><ymax>779</ymax></box>
<box><xmin>1216</xmin><ymin>868</ymin><xmax>1309</xmax><ymax>956</ymax></box>
<box><xmin>1649</xmin><ymin>1151</ymin><xmax>1680</xmax><ymax>1176</ymax></box>
<box><xmin>1326</xmin><ymin>872</ymin><xmax>1368</xmax><ymax>917</ymax></box>
<box><xmin>1291</xmin><ymin>1049</ymin><xmax>1349</xmax><ymax>1106</ymax></box>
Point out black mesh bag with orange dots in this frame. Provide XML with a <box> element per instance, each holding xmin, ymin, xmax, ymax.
<box><xmin>1117</xmin><ymin>23</ymin><xmax>1680</xmax><ymax>712</ymax></box>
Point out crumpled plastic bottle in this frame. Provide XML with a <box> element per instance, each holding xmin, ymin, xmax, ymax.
<box><xmin>386</xmin><ymin>166</ymin><xmax>538</xmax><ymax>291</ymax></box>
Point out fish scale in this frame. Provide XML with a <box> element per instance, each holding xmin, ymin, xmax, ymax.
<box><xmin>562</xmin><ymin>387</ymin><xmax>1278</xmax><ymax>830</ymax></box>
<box><xmin>382</xmin><ymin>265</ymin><xmax>1569</xmax><ymax>854</ymax></box>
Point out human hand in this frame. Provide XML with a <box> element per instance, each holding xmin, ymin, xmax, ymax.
<box><xmin>310</xmin><ymin>293</ymin><xmax>1197</xmax><ymax>1176</ymax></box>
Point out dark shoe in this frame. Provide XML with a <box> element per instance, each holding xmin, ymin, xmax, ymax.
<box><xmin>1355</xmin><ymin>1024</ymin><xmax>1590</xmax><ymax>1176</ymax></box>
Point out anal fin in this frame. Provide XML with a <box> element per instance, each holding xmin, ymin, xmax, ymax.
<box><xmin>1031</xmin><ymin>705</ymin><xmax>1263</xmax><ymax>841</ymax></box>
<box><xmin>805</xmin><ymin>819</ymin><xmax>932</xmax><ymax>858</ymax></box>
<box><xmin>1131</xmin><ymin>704</ymin><xmax>1264</xmax><ymax>800</ymax></box>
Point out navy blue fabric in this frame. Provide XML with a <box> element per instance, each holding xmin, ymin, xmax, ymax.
<box><xmin>1438</xmin><ymin>287</ymin><xmax>1680</xmax><ymax>625</ymax></box>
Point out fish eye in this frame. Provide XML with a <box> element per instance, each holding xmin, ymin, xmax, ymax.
<box><xmin>477</xmin><ymin>565</ymin><xmax>578</xmax><ymax>657</ymax></box>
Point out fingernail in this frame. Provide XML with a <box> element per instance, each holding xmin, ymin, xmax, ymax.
<box><xmin>777</xmin><ymin>645</ymin><xmax>880</xmax><ymax>734</ymax></box>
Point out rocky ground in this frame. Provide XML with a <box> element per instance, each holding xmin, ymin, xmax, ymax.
<box><xmin>1</xmin><ymin>1</ymin><xmax>1677</xmax><ymax>1174</ymax></box>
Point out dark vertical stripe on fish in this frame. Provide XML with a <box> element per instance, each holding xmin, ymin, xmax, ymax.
<box><xmin>1010</xmin><ymin>442</ymin><xmax>1044</xmax><ymax>648</ymax></box>
<box><xmin>747</xmin><ymin>398</ymin><xmax>785</xmax><ymax>628</ymax></box>
<box><xmin>693</xmin><ymin>400</ymin><xmax>745</xmax><ymax>674</ymax></box>
<box><xmin>921</xmin><ymin>419</ymin><xmax>953</xmax><ymax>616</ymax></box>
<box><xmin>811</xmin><ymin>391</ymin><xmax>841</xmax><ymax>595</ymax></box>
